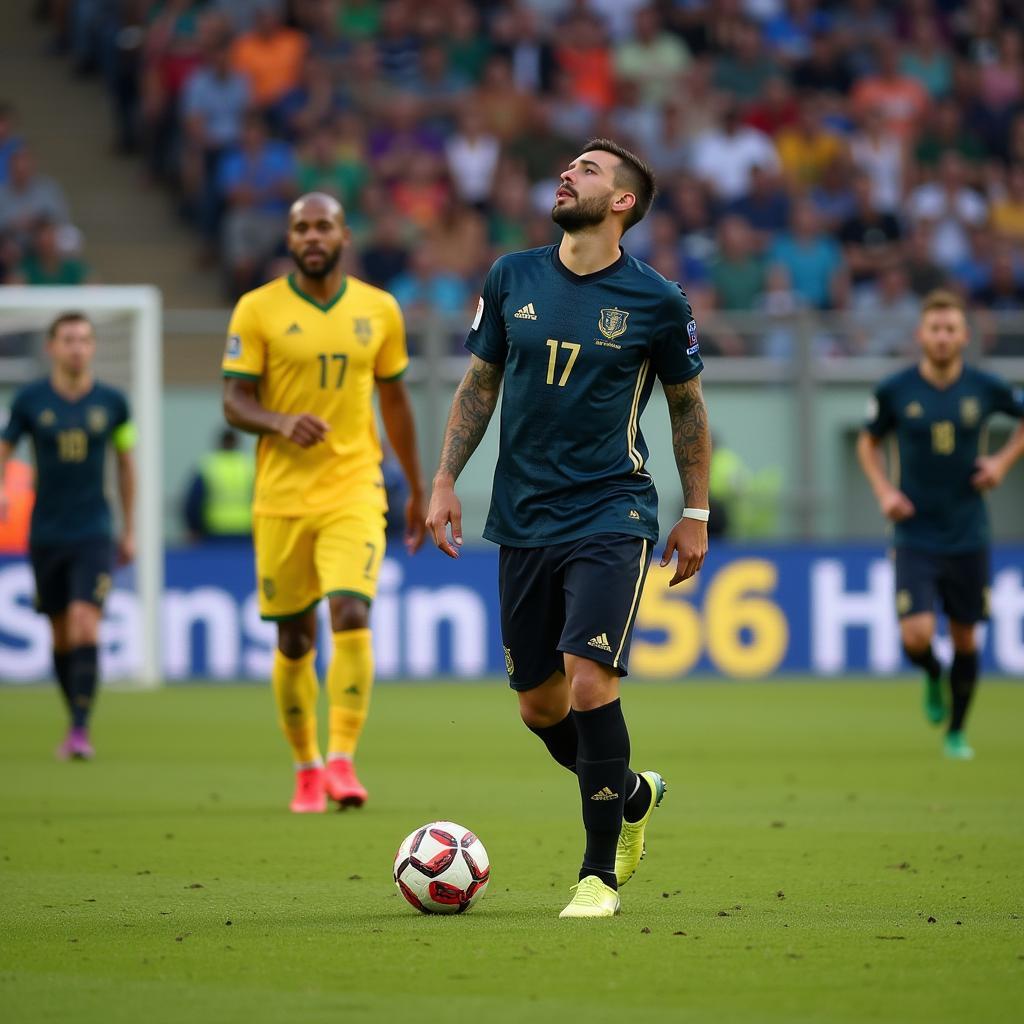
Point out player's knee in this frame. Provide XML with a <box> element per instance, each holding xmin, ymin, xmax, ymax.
<box><xmin>900</xmin><ymin>622</ymin><xmax>932</xmax><ymax>654</ymax></box>
<box><xmin>329</xmin><ymin>597</ymin><xmax>370</xmax><ymax>633</ymax></box>
<box><xmin>568</xmin><ymin>664</ymin><xmax>618</xmax><ymax>712</ymax></box>
<box><xmin>277</xmin><ymin>625</ymin><xmax>314</xmax><ymax>660</ymax></box>
<box><xmin>518</xmin><ymin>696</ymin><xmax>563</xmax><ymax>730</ymax></box>
<box><xmin>950</xmin><ymin>623</ymin><xmax>978</xmax><ymax>654</ymax></box>
<box><xmin>67</xmin><ymin>603</ymin><xmax>100</xmax><ymax>647</ymax></box>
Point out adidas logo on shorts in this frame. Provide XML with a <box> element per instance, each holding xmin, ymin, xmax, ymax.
<box><xmin>587</xmin><ymin>632</ymin><xmax>613</xmax><ymax>653</ymax></box>
<box><xmin>514</xmin><ymin>302</ymin><xmax>538</xmax><ymax>319</ymax></box>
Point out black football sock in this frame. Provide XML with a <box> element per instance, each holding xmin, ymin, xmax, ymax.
<box><xmin>53</xmin><ymin>651</ymin><xmax>73</xmax><ymax>714</ymax></box>
<box><xmin>574</xmin><ymin>699</ymin><xmax>632</xmax><ymax>889</ymax></box>
<box><xmin>527</xmin><ymin>712</ymin><xmax>578</xmax><ymax>772</ymax></box>
<box><xmin>68</xmin><ymin>644</ymin><xmax>99</xmax><ymax>730</ymax></box>
<box><xmin>623</xmin><ymin>771</ymin><xmax>653</xmax><ymax>823</ymax></box>
<box><xmin>903</xmin><ymin>643</ymin><xmax>941</xmax><ymax>678</ymax></box>
<box><xmin>949</xmin><ymin>650</ymin><xmax>979</xmax><ymax>734</ymax></box>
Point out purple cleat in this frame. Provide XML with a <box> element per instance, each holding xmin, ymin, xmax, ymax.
<box><xmin>56</xmin><ymin>727</ymin><xmax>94</xmax><ymax>761</ymax></box>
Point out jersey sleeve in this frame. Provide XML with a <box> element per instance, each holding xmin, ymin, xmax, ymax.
<box><xmin>374</xmin><ymin>294</ymin><xmax>410</xmax><ymax>381</ymax></box>
<box><xmin>650</xmin><ymin>284</ymin><xmax>703</xmax><ymax>385</ymax></box>
<box><xmin>989</xmin><ymin>376</ymin><xmax>1024</xmax><ymax>419</ymax></box>
<box><xmin>222</xmin><ymin>295</ymin><xmax>266</xmax><ymax>379</ymax></box>
<box><xmin>864</xmin><ymin>380</ymin><xmax>896</xmax><ymax>437</ymax></box>
<box><xmin>1</xmin><ymin>389</ymin><xmax>30</xmax><ymax>445</ymax></box>
<box><xmin>465</xmin><ymin>260</ymin><xmax>508</xmax><ymax>366</ymax></box>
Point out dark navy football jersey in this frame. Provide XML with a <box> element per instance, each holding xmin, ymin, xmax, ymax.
<box><xmin>2</xmin><ymin>379</ymin><xmax>131</xmax><ymax>546</ymax></box>
<box><xmin>466</xmin><ymin>245</ymin><xmax>703</xmax><ymax>547</ymax></box>
<box><xmin>865</xmin><ymin>365</ymin><xmax>1024</xmax><ymax>552</ymax></box>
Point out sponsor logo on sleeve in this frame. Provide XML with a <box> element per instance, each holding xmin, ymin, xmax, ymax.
<box><xmin>471</xmin><ymin>296</ymin><xmax>484</xmax><ymax>332</ymax></box>
<box><xmin>865</xmin><ymin>397</ymin><xmax>878</xmax><ymax>420</ymax></box>
<box><xmin>226</xmin><ymin>334</ymin><xmax>242</xmax><ymax>359</ymax></box>
<box><xmin>686</xmin><ymin>319</ymin><xmax>699</xmax><ymax>355</ymax></box>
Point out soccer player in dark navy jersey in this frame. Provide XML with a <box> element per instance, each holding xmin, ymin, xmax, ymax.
<box><xmin>0</xmin><ymin>313</ymin><xmax>136</xmax><ymax>759</ymax></box>
<box><xmin>857</xmin><ymin>291</ymin><xmax>1024</xmax><ymax>760</ymax></box>
<box><xmin>427</xmin><ymin>139</ymin><xmax>711</xmax><ymax>918</ymax></box>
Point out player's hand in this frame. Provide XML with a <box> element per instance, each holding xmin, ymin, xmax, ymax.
<box><xmin>971</xmin><ymin>456</ymin><xmax>1005</xmax><ymax>491</ymax></box>
<box><xmin>426</xmin><ymin>479</ymin><xmax>463</xmax><ymax>559</ymax></box>
<box><xmin>880</xmin><ymin>488</ymin><xmax>915</xmax><ymax>522</ymax></box>
<box><xmin>117</xmin><ymin>532</ymin><xmax>135</xmax><ymax>566</ymax></box>
<box><xmin>404</xmin><ymin>488</ymin><xmax>427</xmax><ymax>555</ymax></box>
<box><xmin>276</xmin><ymin>413</ymin><xmax>330</xmax><ymax>448</ymax></box>
<box><xmin>661</xmin><ymin>517</ymin><xmax>708</xmax><ymax>586</ymax></box>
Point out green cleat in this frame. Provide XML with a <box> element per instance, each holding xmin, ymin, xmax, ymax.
<box><xmin>615</xmin><ymin>770</ymin><xmax>667</xmax><ymax>887</ymax></box>
<box><xmin>923</xmin><ymin>673</ymin><xmax>946</xmax><ymax>725</ymax></box>
<box><xmin>944</xmin><ymin>731</ymin><xmax>975</xmax><ymax>760</ymax></box>
<box><xmin>559</xmin><ymin>875</ymin><xmax>621</xmax><ymax>918</ymax></box>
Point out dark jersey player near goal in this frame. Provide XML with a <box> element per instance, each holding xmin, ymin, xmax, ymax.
<box><xmin>0</xmin><ymin>312</ymin><xmax>136</xmax><ymax>760</ymax></box>
<box><xmin>857</xmin><ymin>290</ymin><xmax>1024</xmax><ymax>760</ymax></box>
<box><xmin>426</xmin><ymin>138</ymin><xmax>711</xmax><ymax>919</ymax></box>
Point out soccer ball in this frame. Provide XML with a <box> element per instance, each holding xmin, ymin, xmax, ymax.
<box><xmin>393</xmin><ymin>821</ymin><xmax>491</xmax><ymax>915</ymax></box>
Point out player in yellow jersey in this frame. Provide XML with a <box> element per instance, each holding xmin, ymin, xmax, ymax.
<box><xmin>222</xmin><ymin>192</ymin><xmax>426</xmax><ymax>813</ymax></box>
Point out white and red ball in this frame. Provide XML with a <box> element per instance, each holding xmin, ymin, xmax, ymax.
<box><xmin>393</xmin><ymin>821</ymin><xmax>490</xmax><ymax>915</ymax></box>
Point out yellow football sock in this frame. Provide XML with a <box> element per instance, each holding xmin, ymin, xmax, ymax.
<box><xmin>272</xmin><ymin>648</ymin><xmax>321</xmax><ymax>767</ymax></box>
<box><xmin>327</xmin><ymin>628</ymin><xmax>374</xmax><ymax>759</ymax></box>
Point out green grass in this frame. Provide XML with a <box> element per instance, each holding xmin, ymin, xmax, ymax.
<box><xmin>1</xmin><ymin>679</ymin><xmax>1023</xmax><ymax>1024</ymax></box>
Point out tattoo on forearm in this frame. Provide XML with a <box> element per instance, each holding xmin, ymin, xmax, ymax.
<box><xmin>439</xmin><ymin>359</ymin><xmax>503</xmax><ymax>480</ymax></box>
<box><xmin>664</xmin><ymin>378</ymin><xmax>711</xmax><ymax>506</ymax></box>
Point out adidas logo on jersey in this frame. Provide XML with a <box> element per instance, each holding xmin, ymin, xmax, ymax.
<box><xmin>285</xmin><ymin>322</ymin><xmax>303</xmax><ymax>334</ymax></box>
<box><xmin>590</xmin><ymin>786</ymin><xmax>619</xmax><ymax>801</ymax></box>
<box><xmin>514</xmin><ymin>302</ymin><xmax>538</xmax><ymax>320</ymax></box>
<box><xmin>587</xmin><ymin>632</ymin><xmax>613</xmax><ymax>652</ymax></box>
<box><xmin>628</xmin><ymin>509</ymin><xmax>640</xmax><ymax>520</ymax></box>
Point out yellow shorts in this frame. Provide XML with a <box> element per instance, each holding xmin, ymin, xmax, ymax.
<box><xmin>253</xmin><ymin>505</ymin><xmax>387</xmax><ymax>620</ymax></box>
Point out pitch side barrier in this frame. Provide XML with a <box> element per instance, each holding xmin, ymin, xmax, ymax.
<box><xmin>1</xmin><ymin>545</ymin><xmax>1022</xmax><ymax>682</ymax></box>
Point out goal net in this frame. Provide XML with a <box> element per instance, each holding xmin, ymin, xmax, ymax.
<box><xmin>0</xmin><ymin>286</ymin><xmax>163</xmax><ymax>687</ymax></box>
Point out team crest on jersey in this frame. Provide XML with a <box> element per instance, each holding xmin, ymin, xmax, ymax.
<box><xmin>226</xmin><ymin>333</ymin><xmax>242</xmax><ymax>358</ymax></box>
<box><xmin>38</xmin><ymin>409</ymin><xmax>56</xmax><ymax>427</ymax></box>
<box><xmin>960</xmin><ymin>397</ymin><xmax>980</xmax><ymax>426</ymax></box>
<box><xmin>905</xmin><ymin>401</ymin><xmax>924</xmax><ymax>418</ymax></box>
<box><xmin>353</xmin><ymin>317</ymin><xmax>373</xmax><ymax>345</ymax></box>
<box><xmin>262</xmin><ymin>577</ymin><xmax>276</xmax><ymax>601</ymax></box>
<box><xmin>598</xmin><ymin>307</ymin><xmax>629</xmax><ymax>340</ymax></box>
<box><xmin>87</xmin><ymin>407</ymin><xmax>108</xmax><ymax>433</ymax></box>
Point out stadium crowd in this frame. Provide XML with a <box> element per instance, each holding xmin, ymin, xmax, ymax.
<box><xmin>17</xmin><ymin>0</ymin><xmax>1024</xmax><ymax>353</ymax></box>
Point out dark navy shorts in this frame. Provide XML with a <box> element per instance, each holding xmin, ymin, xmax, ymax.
<box><xmin>894</xmin><ymin>546</ymin><xmax>990</xmax><ymax>625</ymax></box>
<box><xmin>498</xmin><ymin>533</ymin><xmax>653</xmax><ymax>691</ymax></box>
<box><xmin>30</xmin><ymin>541</ymin><xmax>114</xmax><ymax>616</ymax></box>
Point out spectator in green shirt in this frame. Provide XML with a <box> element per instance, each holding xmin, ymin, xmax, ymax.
<box><xmin>19</xmin><ymin>219</ymin><xmax>87</xmax><ymax>285</ymax></box>
<box><xmin>710</xmin><ymin>216</ymin><xmax>766</xmax><ymax>312</ymax></box>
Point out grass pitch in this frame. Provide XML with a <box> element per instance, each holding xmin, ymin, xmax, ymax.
<box><xmin>1</xmin><ymin>679</ymin><xmax>1022</xmax><ymax>1024</ymax></box>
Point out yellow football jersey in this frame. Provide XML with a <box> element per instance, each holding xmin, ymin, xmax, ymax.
<box><xmin>222</xmin><ymin>273</ymin><xmax>409</xmax><ymax>517</ymax></box>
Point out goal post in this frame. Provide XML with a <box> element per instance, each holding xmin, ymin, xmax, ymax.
<box><xmin>0</xmin><ymin>285</ymin><xmax>164</xmax><ymax>688</ymax></box>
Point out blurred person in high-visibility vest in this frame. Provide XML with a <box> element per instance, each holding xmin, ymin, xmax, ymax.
<box><xmin>0</xmin><ymin>456</ymin><xmax>34</xmax><ymax>553</ymax></box>
<box><xmin>183</xmin><ymin>428</ymin><xmax>254</xmax><ymax>542</ymax></box>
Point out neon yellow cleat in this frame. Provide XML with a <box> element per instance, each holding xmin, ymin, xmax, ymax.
<box><xmin>559</xmin><ymin>875</ymin><xmax>621</xmax><ymax>918</ymax></box>
<box><xmin>616</xmin><ymin>770</ymin><xmax>667</xmax><ymax>887</ymax></box>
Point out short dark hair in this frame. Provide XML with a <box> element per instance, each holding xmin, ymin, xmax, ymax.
<box><xmin>581</xmin><ymin>137</ymin><xmax>657</xmax><ymax>232</ymax></box>
<box><xmin>921</xmin><ymin>289</ymin><xmax>965</xmax><ymax>315</ymax></box>
<box><xmin>47</xmin><ymin>311</ymin><xmax>92</xmax><ymax>340</ymax></box>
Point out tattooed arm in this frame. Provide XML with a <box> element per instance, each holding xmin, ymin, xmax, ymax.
<box><xmin>660</xmin><ymin>376</ymin><xmax>711</xmax><ymax>585</ymax></box>
<box><xmin>426</xmin><ymin>355</ymin><xmax>504</xmax><ymax>558</ymax></box>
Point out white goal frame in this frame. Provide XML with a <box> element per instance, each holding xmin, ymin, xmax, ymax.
<box><xmin>0</xmin><ymin>285</ymin><xmax>163</xmax><ymax>687</ymax></box>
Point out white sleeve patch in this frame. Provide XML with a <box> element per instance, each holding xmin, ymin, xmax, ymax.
<box><xmin>226</xmin><ymin>333</ymin><xmax>242</xmax><ymax>359</ymax></box>
<box><xmin>471</xmin><ymin>296</ymin><xmax>484</xmax><ymax>332</ymax></box>
<box><xmin>865</xmin><ymin>397</ymin><xmax>878</xmax><ymax>420</ymax></box>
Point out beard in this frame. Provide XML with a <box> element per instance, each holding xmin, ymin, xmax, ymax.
<box><xmin>551</xmin><ymin>192</ymin><xmax>611</xmax><ymax>232</ymax></box>
<box><xmin>291</xmin><ymin>246</ymin><xmax>342</xmax><ymax>279</ymax></box>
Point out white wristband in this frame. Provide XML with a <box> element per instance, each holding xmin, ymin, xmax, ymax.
<box><xmin>682</xmin><ymin>507</ymin><xmax>710</xmax><ymax>522</ymax></box>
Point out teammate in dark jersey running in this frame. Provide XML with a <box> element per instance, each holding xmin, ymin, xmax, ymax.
<box><xmin>857</xmin><ymin>290</ymin><xmax>1024</xmax><ymax>760</ymax></box>
<box><xmin>426</xmin><ymin>139</ymin><xmax>711</xmax><ymax>918</ymax></box>
<box><xmin>0</xmin><ymin>313</ymin><xmax>136</xmax><ymax>759</ymax></box>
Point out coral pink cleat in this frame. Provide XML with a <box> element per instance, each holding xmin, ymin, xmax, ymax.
<box><xmin>56</xmin><ymin>727</ymin><xmax>94</xmax><ymax>761</ymax></box>
<box><xmin>289</xmin><ymin>766</ymin><xmax>327</xmax><ymax>813</ymax></box>
<box><xmin>325</xmin><ymin>757</ymin><xmax>368</xmax><ymax>808</ymax></box>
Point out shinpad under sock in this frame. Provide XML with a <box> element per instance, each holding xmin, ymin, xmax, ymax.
<box><xmin>949</xmin><ymin>650</ymin><xmax>979</xmax><ymax>733</ymax></box>
<box><xmin>527</xmin><ymin>712</ymin><xmax>578</xmax><ymax>772</ymax></box>
<box><xmin>903</xmin><ymin>644</ymin><xmax>941</xmax><ymax>679</ymax></box>
<box><xmin>68</xmin><ymin>645</ymin><xmax>98</xmax><ymax>729</ymax></box>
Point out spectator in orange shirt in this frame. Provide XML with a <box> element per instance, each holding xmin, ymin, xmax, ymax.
<box><xmin>555</xmin><ymin>11</ymin><xmax>614</xmax><ymax>113</ymax></box>
<box><xmin>0</xmin><ymin>457</ymin><xmax>33</xmax><ymax>555</ymax></box>
<box><xmin>852</xmin><ymin>38</ymin><xmax>930</xmax><ymax>138</ymax></box>
<box><xmin>230</xmin><ymin>3</ymin><xmax>307</xmax><ymax>111</ymax></box>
